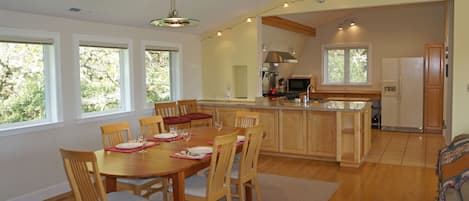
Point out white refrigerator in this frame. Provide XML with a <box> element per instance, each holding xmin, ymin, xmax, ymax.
<box><xmin>381</xmin><ymin>57</ymin><xmax>424</xmax><ymax>132</ymax></box>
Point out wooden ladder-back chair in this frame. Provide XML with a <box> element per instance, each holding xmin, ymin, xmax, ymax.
<box><xmin>100</xmin><ymin>122</ymin><xmax>133</xmax><ymax>148</ymax></box>
<box><xmin>231</xmin><ymin>125</ymin><xmax>264</xmax><ymax>201</ymax></box>
<box><xmin>177</xmin><ymin>99</ymin><xmax>213</xmax><ymax>127</ymax></box>
<box><xmin>181</xmin><ymin>132</ymin><xmax>238</xmax><ymax>201</ymax></box>
<box><xmin>154</xmin><ymin>101</ymin><xmax>191</xmax><ymax>130</ymax></box>
<box><xmin>139</xmin><ymin>115</ymin><xmax>166</xmax><ymax>138</ymax></box>
<box><xmin>234</xmin><ymin>111</ymin><xmax>260</xmax><ymax>128</ymax></box>
<box><xmin>60</xmin><ymin>148</ymin><xmax>147</xmax><ymax>201</ymax></box>
<box><xmin>100</xmin><ymin>122</ymin><xmax>168</xmax><ymax>200</ymax></box>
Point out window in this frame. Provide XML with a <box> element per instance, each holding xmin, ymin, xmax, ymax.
<box><xmin>76</xmin><ymin>36</ymin><xmax>131</xmax><ymax>118</ymax></box>
<box><xmin>0</xmin><ymin>29</ymin><xmax>60</xmax><ymax>131</ymax></box>
<box><xmin>143</xmin><ymin>42</ymin><xmax>179</xmax><ymax>105</ymax></box>
<box><xmin>323</xmin><ymin>45</ymin><xmax>370</xmax><ymax>85</ymax></box>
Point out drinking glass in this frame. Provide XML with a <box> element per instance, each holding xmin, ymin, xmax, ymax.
<box><xmin>180</xmin><ymin>130</ymin><xmax>191</xmax><ymax>150</ymax></box>
<box><xmin>137</xmin><ymin>135</ymin><xmax>147</xmax><ymax>153</ymax></box>
<box><xmin>169</xmin><ymin>127</ymin><xmax>178</xmax><ymax>134</ymax></box>
<box><xmin>214</xmin><ymin>121</ymin><xmax>223</xmax><ymax>132</ymax></box>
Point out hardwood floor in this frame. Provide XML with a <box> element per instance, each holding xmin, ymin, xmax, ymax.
<box><xmin>258</xmin><ymin>155</ymin><xmax>439</xmax><ymax>201</ymax></box>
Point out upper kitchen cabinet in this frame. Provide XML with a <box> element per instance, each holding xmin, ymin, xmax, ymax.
<box><xmin>424</xmin><ymin>44</ymin><xmax>445</xmax><ymax>133</ymax></box>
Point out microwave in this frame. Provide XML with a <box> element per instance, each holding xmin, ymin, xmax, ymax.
<box><xmin>287</xmin><ymin>78</ymin><xmax>311</xmax><ymax>92</ymax></box>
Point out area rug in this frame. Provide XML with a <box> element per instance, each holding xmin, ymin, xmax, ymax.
<box><xmin>150</xmin><ymin>173</ymin><xmax>338</xmax><ymax>201</ymax></box>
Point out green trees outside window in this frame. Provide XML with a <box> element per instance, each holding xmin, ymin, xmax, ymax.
<box><xmin>324</xmin><ymin>47</ymin><xmax>368</xmax><ymax>84</ymax></box>
<box><xmin>79</xmin><ymin>46</ymin><xmax>122</xmax><ymax>113</ymax></box>
<box><xmin>145</xmin><ymin>50</ymin><xmax>171</xmax><ymax>103</ymax></box>
<box><xmin>0</xmin><ymin>42</ymin><xmax>46</xmax><ymax>124</ymax></box>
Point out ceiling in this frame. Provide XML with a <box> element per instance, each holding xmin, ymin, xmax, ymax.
<box><xmin>0</xmin><ymin>0</ymin><xmax>276</xmax><ymax>34</ymax></box>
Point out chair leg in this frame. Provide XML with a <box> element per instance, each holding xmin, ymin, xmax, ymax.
<box><xmin>226</xmin><ymin>188</ymin><xmax>233</xmax><ymax>201</ymax></box>
<box><xmin>253</xmin><ymin>177</ymin><xmax>262</xmax><ymax>201</ymax></box>
<box><xmin>162</xmin><ymin>178</ymin><xmax>169</xmax><ymax>201</ymax></box>
<box><xmin>238</xmin><ymin>183</ymin><xmax>245</xmax><ymax>201</ymax></box>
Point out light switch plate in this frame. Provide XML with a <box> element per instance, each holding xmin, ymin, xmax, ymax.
<box><xmin>467</xmin><ymin>84</ymin><xmax>469</xmax><ymax>92</ymax></box>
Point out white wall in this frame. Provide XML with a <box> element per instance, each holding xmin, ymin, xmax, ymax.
<box><xmin>293</xmin><ymin>2</ymin><xmax>445</xmax><ymax>91</ymax></box>
<box><xmin>0</xmin><ymin>10</ymin><xmax>201</xmax><ymax>200</ymax></box>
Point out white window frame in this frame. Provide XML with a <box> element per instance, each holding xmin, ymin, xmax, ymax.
<box><xmin>141</xmin><ymin>40</ymin><xmax>182</xmax><ymax>110</ymax></box>
<box><xmin>0</xmin><ymin>27</ymin><xmax>63</xmax><ymax>136</ymax></box>
<box><xmin>73</xmin><ymin>34</ymin><xmax>133</xmax><ymax>121</ymax></box>
<box><xmin>322</xmin><ymin>43</ymin><xmax>372</xmax><ymax>86</ymax></box>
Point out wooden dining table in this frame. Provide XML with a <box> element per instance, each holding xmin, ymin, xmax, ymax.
<box><xmin>94</xmin><ymin>126</ymin><xmax>252</xmax><ymax>201</ymax></box>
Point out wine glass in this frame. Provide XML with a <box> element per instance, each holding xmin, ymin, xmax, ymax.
<box><xmin>137</xmin><ymin>135</ymin><xmax>147</xmax><ymax>153</ymax></box>
<box><xmin>180</xmin><ymin>130</ymin><xmax>191</xmax><ymax>151</ymax></box>
<box><xmin>214</xmin><ymin>121</ymin><xmax>223</xmax><ymax>132</ymax></box>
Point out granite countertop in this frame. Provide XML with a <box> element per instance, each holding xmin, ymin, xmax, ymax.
<box><xmin>198</xmin><ymin>99</ymin><xmax>369</xmax><ymax>112</ymax></box>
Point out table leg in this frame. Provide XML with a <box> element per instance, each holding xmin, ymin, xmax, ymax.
<box><xmin>105</xmin><ymin>176</ymin><xmax>117</xmax><ymax>193</ymax></box>
<box><xmin>170</xmin><ymin>171</ymin><xmax>185</xmax><ymax>201</ymax></box>
<box><xmin>246</xmin><ymin>180</ymin><xmax>253</xmax><ymax>201</ymax></box>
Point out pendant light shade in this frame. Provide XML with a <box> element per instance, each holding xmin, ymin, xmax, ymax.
<box><xmin>150</xmin><ymin>0</ymin><xmax>199</xmax><ymax>27</ymax></box>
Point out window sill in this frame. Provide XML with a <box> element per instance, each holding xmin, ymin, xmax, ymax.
<box><xmin>0</xmin><ymin>121</ymin><xmax>65</xmax><ymax>137</ymax></box>
<box><xmin>321</xmin><ymin>83</ymin><xmax>373</xmax><ymax>87</ymax></box>
<box><xmin>76</xmin><ymin>110</ymin><xmax>135</xmax><ymax>124</ymax></box>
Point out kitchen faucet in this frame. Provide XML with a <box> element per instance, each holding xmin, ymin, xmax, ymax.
<box><xmin>305</xmin><ymin>83</ymin><xmax>312</xmax><ymax>102</ymax></box>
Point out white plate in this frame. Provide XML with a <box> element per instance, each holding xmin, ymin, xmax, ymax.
<box><xmin>154</xmin><ymin>133</ymin><xmax>178</xmax><ymax>139</ymax></box>
<box><xmin>237</xmin><ymin>136</ymin><xmax>245</xmax><ymax>142</ymax></box>
<box><xmin>115</xmin><ymin>142</ymin><xmax>143</xmax><ymax>149</ymax></box>
<box><xmin>187</xmin><ymin>146</ymin><xmax>213</xmax><ymax>155</ymax></box>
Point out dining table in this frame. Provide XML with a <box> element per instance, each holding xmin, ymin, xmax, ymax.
<box><xmin>93</xmin><ymin>126</ymin><xmax>253</xmax><ymax>201</ymax></box>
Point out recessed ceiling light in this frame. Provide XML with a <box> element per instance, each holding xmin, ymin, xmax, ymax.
<box><xmin>68</xmin><ymin>8</ymin><xmax>81</xmax><ymax>12</ymax></box>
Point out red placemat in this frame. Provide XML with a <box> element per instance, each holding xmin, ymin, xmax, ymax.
<box><xmin>170</xmin><ymin>152</ymin><xmax>212</xmax><ymax>160</ymax></box>
<box><xmin>105</xmin><ymin>142</ymin><xmax>160</xmax><ymax>153</ymax></box>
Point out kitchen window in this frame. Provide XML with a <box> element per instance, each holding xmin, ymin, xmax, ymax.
<box><xmin>75</xmin><ymin>35</ymin><xmax>132</xmax><ymax>119</ymax></box>
<box><xmin>142</xmin><ymin>41</ymin><xmax>180</xmax><ymax>107</ymax></box>
<box><xmin>322</xmin><ymin>45</ymin><xmax>370</xmax><ymax>85</ymax></box>
<box><xmin>0</xmin><ymin>28</ymin><xmax>61</xmax><ymax>133</ymax></box>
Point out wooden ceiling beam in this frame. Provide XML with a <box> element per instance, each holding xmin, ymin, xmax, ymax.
<box><xmin>262</xmin><ymin>16</ymin><xmax>316</xmax><ymax>37</ymax></box>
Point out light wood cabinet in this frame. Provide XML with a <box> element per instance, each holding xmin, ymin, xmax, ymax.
<box><xmin>424</xmin><ymin>44</ymin><xmax>444</xmax><ymax>133</ymax></box>
<box><xmin>253</xmin><ymin>109</ymin><xmax>279</xmax><ymax>152</ymax></box>
<box><xmin>279</xmin><ymin>110</ymin><xmax>307</xmax><ymax>155</ymax></box>
<box><xmin>306</xmin><ymin>111</ymin><xmax>337</xmax><ymax>157</ymax></box>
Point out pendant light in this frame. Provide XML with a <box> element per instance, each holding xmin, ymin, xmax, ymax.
<box><xmin>150</xmin><ymin>0</ymin><xmax>199</xmax><ymax>28</ymax></box>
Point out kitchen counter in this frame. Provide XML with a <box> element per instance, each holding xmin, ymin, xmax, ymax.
<box><xmin>198</xmin><ymin>99</ymin><xmax>369</xmax><ymax>112</ymax></box>
<box><xmin>198</xmin><ymin>98</ymin><xmax>372</xmax><ymax>168</ymax></box>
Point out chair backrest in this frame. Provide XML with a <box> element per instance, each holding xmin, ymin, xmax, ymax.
<box><xmin>154</xmin><ymin>102</ymin><xmax>179</xmax><ymax>117</ymax></box>
<box><xmin>140</xmin><ymin>115</ymin><xmax>166</xmax><ymax>138</ymax></box>
<box><xmin>206</xmin><ymin>132</ymin><xmax>238</xmax><ymax>200</ymax></box>
<box><xmin>234</xmin><ymin>111</ymin><xmax>260</xmax><ymax>128</ymax></box>
<box><xmin>238</xmin><ymin>125</ymin><xmax>264</xmax><ymax>179</ymax></box>
<box><xmin>100</xmin><ymin>122</ymin><xmax>132</xmax><ymax>148</ymax></box>
<box><xmin>177</xmin><ymin>99</ymin><xmax>198</xmax><ymax>116</ymax></box>
<box><xmin>60</xmin><ymin>148</ymin><xmax>107</xmax><ymax>201</ymax></box>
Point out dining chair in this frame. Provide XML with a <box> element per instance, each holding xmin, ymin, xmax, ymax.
<box><xmin>139</xmin><ymin>115</ymin><xmax>166</xmax><ymax>138</ymax></box>
<box><xmin>177</xmin><ymin>99</ymin><xmax>213</xmax><ymax>127</ymax></box>
<box><xmin>234</xmin><ymin>111</ymin><xmax>260</xmax><ymax>128</ymax></box>
<box><xmin>231</xmin><ymin>125</ymin><xmax>264</xmax><ymax>201</ymax></box>
<box><xmin>100</xmin><ymin>122</ymin><xmax>168</xmax><ymax>200</ymax></box>
<box><xmin>154</xmin><ymin>101</ymin><xmax>191</xmax><ymax>130</ymax></box>
<box><xmin>60</xmin><ymin>147</ymin><xmax>148</xmax><ymax>201</ymax></box>
<box><xmin>175</xmin><ymin>132</ymin><xmax>238</xmax><ymax>201</ymax></box>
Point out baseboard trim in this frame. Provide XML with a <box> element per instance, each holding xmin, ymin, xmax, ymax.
<box><xmin>7</xmin><ymin>181</ymin><xmax>70</xmax><ymax>201</ymax></box>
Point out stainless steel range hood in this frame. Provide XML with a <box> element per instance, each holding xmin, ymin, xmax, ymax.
<box><xmin>264</xmin><ymin>51</ymin><xmax>298</xmax><ymax>63</ymax></box>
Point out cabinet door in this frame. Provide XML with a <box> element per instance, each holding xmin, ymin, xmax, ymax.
<box><xmin>253</xmin><ymin>109</ymin><xmax>279</xmax><ymax>152</ymax></box>
<box><xmin>216</xmin><ymin>107</ymin><xmax>249</xmax><ymax>128</ymax></box>
<box><xmin>306</xmin><ymin>111</ymin><xmax>337</xmax><ymax>157</ymax></box>
<box><xmin>424</xmin><ymin>44</ymin><xmax>444</xmax><ymax>132</ymax></box>
<box><xmin>279</xmin><ymin>110</ymin><xmax>307</xmax><ymax>155</ymax></box>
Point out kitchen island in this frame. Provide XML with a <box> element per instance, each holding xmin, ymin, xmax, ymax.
<box><xmin>198</xmin><ymin>99</ymin><xmax>372</xmax><ymax>168</ymax></box>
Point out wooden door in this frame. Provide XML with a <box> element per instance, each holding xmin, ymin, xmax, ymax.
<box><xmin>253</xmin><ymin>109</ymin><xmax>279</xmax><ymax>152</ymax></box>
<box><xmin>279</xmin><ymin>110</ymin><xmax>307</xmax><ymax>155</ymax></box>
<box><xmin>306</xmin><ymin>111</ymin><xmax>337</xmax><ymax>157</ymax></box>
<box><xmin>424</xmin><ymin>44</ymin><xmax>444</xmax><ymax>133</ymax></box>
